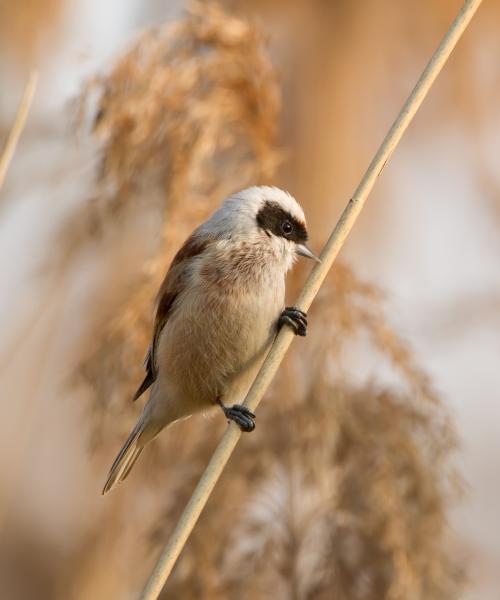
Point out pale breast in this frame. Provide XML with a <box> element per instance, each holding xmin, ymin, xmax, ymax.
<box><xmin>157</xmin><ymin>245</ymin><xmax>285</xmax><ymax>409</ymax></box>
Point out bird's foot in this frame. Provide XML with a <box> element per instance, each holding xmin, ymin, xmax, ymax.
<box><xmin>278</xmin><ymin>306</ymin><xmax>307</xmax><ymax>336</ymax></box>
<box><xmin>220</xmin><ymin>402</ymin><xmax>256</xmax><ymax>432</ymax></box>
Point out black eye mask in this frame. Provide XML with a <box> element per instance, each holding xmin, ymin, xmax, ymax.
<box><xmin>256</xmin><ymin>201</ymin><xmax>308</xmax><ymax>243</ymax></box>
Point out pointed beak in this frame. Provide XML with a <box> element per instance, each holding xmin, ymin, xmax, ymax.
<box><xmin>296</xmin><ymin>243</ymin><xmax>321</xmax><ymax>263</ymax></box>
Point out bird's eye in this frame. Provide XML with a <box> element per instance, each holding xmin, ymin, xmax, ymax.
<box><xmin>281</xmin><ymin>220</ymin><xmax>293</xmax><ymax>235</ymax></box>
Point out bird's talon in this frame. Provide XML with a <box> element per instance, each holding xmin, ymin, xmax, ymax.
<box><xmin>222</xmin><ymin>404</ymin><xmax>256</xmax><ymax>432</ymax></box>
<box><xmin>278</xmin><ymin>306</ymin><xmax>308</xmax><ymax>336</ymax></box>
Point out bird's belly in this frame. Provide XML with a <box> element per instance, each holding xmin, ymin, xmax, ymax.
<box><xmin>157</xmin><ymin>282</ymin><xmax>283</xmax><ymax>410</ymax></box>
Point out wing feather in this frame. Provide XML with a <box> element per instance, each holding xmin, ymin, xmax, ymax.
<box><xmin>132</xmin><ymin>232</ymin><xmax>212</xmax><ymax>401</ymax></box>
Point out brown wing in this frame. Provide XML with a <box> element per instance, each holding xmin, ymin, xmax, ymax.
<box><xmin>132</xmin><ymin>233</ymin><xmax>212</xmax><ymax>401</ymax></box>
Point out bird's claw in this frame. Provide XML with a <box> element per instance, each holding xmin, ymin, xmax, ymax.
<box><xmin>223</xmin><ymin>404</ymin><xmax>256</xmax><ymax>432</ymax></box>
<box><xmin>278</xmin><ymin>306</ymin><xmax>308</xmax><ymax>336</ymax></box>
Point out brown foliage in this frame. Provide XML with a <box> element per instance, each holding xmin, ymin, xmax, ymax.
<box><xmin>75</xmin><ymin>1</ymin><xmax>281</xmax><ymax>447</ymax></box>
<box><xmin>1</xmin><ymin>1</ymin><xmax>478</xmax><ymax>598</ymax></box>
<box><xmin>155</xmin><ymin>262</ymin><xmax>462</xmax><ymax>599</ymax></box>
<box><xmin>69</xmin><ymin>4</ymin><xmax>462</xmax><ymax>598</ymax></box>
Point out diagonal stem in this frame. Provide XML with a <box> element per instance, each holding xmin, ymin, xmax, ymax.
<box><xmin>0</xmin><ymin>71</ymin><xmax>38</xmax><ymax>192</ymax></box>
<box><xmin>139</xmin><ymin>1</ymin><xmax>484</xmax><ymax>597</ymax></box>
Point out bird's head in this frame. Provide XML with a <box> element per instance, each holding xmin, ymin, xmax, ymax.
<box><xmin>209</xmin><ymin>186</ymin><xmax>319</xmax><ymax>270</ymax></box>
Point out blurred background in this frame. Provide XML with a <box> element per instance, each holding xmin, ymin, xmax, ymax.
<box><xmin>1</xmin><ymin>1</ymin><xmax>499</xmax><ymax>598</ymax></box>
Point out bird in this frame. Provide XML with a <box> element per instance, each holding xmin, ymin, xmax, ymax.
<box><xmin>102</xmin><ymin>186</ymin><xmax>319</xmax><ymax>493</ymax></box>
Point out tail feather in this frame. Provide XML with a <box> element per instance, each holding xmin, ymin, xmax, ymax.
<box><xmin>120</xmin><ymin>446</ymin><xmax>143</xmax><ymax>481</ymax></box>
<box><xmin>102</xmin><ymin>421</ymin><xmax>145</xmax><ymax>494</ymax></box>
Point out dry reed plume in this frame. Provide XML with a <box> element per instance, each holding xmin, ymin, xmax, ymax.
<box><xmin>0</xmin><ymin>1</ymin><xmax>476</xmax><ymax>598</ymax></box>
<box><xmin>71</xmin><ymin>4</ymin><xmax>462</xmax><ymax>598</ymax></box>
<box><xmin>151</xmin><ymin>262</ymin><xmax>462</xmax><ymax>599</ymax></box>
<box><xmin>75</xmin><ymin>1</ymin><xmax>281</xmax><ymax>448</ymax></box>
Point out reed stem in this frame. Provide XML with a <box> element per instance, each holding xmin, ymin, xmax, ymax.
<box><xmin>0</xmin><ymin>71</ymin><xmax>38</xmax><ymax>192</ymax></box>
